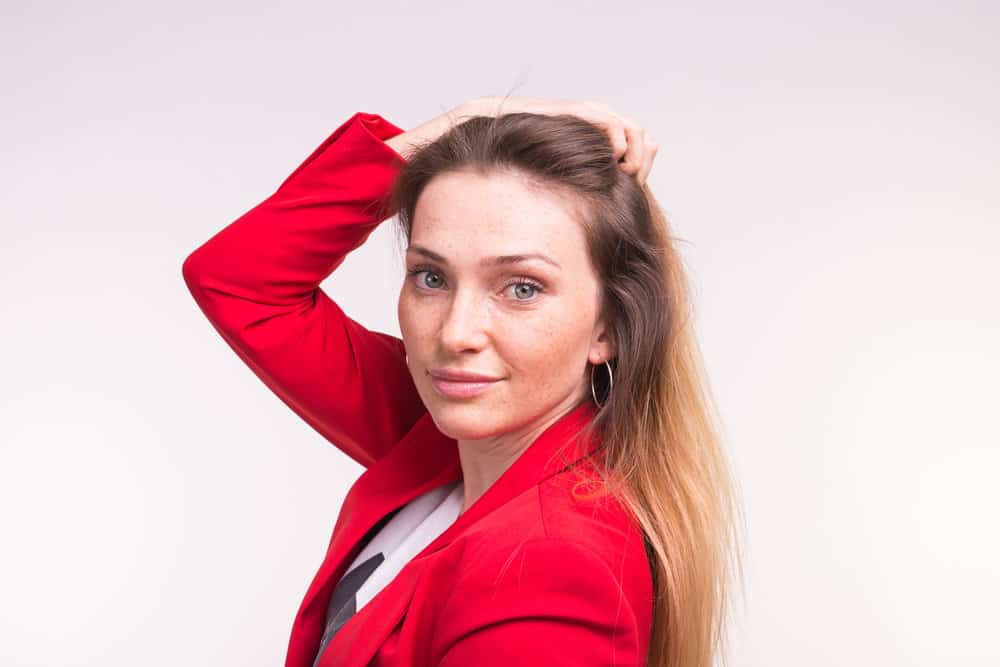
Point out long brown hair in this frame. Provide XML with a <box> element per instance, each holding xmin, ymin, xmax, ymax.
<box><xmin>385</xmin><ymin>108</ymin><xmax>746</xmax><ymax>667</ymax></box>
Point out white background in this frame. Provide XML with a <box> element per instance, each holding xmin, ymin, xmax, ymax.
<box><xmin>1</xmin><ymin>1</ymin><xmax>997</xmax><ymax>665</ymax></box>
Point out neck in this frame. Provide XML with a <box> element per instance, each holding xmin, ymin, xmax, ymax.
<box><xmin>454</xmin><ymin>395</ymin><xmax>584</xmax><ymax>514</ymax></box>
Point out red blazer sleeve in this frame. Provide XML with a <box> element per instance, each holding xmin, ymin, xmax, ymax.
<box><xmin>181</xmin><ymin>111</ymin><xmax>427</xmax><ymax>469</ymax></box>
<box><xmin>433</xmin><ymin>538</ymin><xmax>648</xmax><ymax>666</ymax></box>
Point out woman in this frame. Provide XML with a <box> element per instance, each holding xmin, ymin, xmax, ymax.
<box><xmin>183</xmin><ymin>96</ymin><xmax>745</xmax><ymax>667</ymax></box>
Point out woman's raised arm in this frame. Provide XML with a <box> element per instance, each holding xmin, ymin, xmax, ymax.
<box><xmin>182</xmin><ymin>111</ymin><xmax>426</xmax><ymax>469</ymax></box>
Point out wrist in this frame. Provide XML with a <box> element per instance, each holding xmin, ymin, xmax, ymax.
<box><xmin>457</xmin><ymin>98</ymin><xmax>493</xmax><ymax>118</ymax></box>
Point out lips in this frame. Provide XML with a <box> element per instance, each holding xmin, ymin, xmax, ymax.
<box><xmin>428</xmin><ymin>367</ymin><xmax>503</xmax><ymax>400</ymax></box>
<box><xmin>429</xmin><ymin>368</ymin><xmax>502</xmax><ymax>382</ymax></box>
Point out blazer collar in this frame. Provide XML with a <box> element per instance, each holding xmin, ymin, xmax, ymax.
<box><xmin>293</xmin><ymin>399</ymin><xmax>602</xmax><ymax>666</ymax></box>
<box><xmin>369</xmin><ymin>397</ymin><xmax>600</xmax><ymax>550</ymax></box>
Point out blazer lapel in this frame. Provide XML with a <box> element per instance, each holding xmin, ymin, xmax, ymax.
<box><xmin>288</xmin><ymin>399</ymin><xmax>601</xmax><ymax>667</ymax></box>
<box><xmin>314</xmin><ymin>554</ymin><xmax>422</xmax><ymax>666</ymax></box>
<box><xmin>287</xmin><ymin>413</ymin><xmax>461</xmax><ymax>667</ymax></box>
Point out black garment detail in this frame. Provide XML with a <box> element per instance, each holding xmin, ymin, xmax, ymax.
<box><xmin>312</xmin><ymin>506</ymin><xmax>404</xmax><ymax>666</ymax></box>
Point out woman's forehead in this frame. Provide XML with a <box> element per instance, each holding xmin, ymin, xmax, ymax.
<box><xmin>411</xmin><ymin>170</ymin><xmax>586</xmax><ymax>264</ymax></box>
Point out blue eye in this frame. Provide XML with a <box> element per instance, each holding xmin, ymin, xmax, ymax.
<box><xmin>504</xmin><ymin>279</ymin><xmax>544</xmax><ymax>301</ymax></box>
<box><xmin>406</xmin><ymin>267</ymin><xmax>545</xmax><ymax>302</ymax></box>
<box><xmin>408</xmin><ymin>268</ymin><xmax>444</xmax><ymax>289</ymax></box>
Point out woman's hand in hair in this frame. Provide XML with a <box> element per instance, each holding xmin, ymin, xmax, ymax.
<box><xmin>464</xmin><ymin>96</ymin><xmax>659</xmax><ymax>186</ymax></box>
<box><xmin>384</xmin><ymin>104</ymin><xmax>483</xmax><ymax>161</ymax></box>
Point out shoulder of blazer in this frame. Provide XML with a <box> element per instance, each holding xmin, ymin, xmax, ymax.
<box><xmin>429</xmin><ymin>456</ymin><xmax>650</xmax><ymax>592</ymax></box>
<box><xmin>429</xmin><ymin>531</ymin><xmax>652</xmax><ymax>666</ymax></box>
<box><xmin>426</xmin><ymin>469</ymin><xmax>654</xmax><ymax>629</ymax></box>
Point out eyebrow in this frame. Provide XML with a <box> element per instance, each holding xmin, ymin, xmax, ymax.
<box><xmin>406</xmin><ymin>244</ymin><xmax>562</xmax><ymax>270</ymax></box>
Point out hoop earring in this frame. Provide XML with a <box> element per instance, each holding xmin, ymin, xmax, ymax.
<box><xmin>590</xmin><ymin>359</ymin><xmax>614</xmax><ymax>407</ymax></box>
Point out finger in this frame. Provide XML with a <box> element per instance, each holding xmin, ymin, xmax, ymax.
<box><xmin>581</xmin><ymin>99</ymin><xmax>614</xmax><ymax>115</ymax></box>
<box><xmin>570</xmin><ymin>103</ymin><xmax>628</xmax><ymax>161</ymax></box>
<box><xmin>583</xmin><ymin>113</ymin><xmax>628</xmax><ymax>162</ymax></box>
<box><xmin>604</xmin><ymin>121</ymin><xmax>629</xmax><ymax>164</ymax></box>
<box><xmin>572</xmin><ymin>102</ymin><xmax>640</xmax><ymax>171</ymax></box>
<box><xmin>619</xmin><ymin>122</ymin><xmax>645</xmax><ymax>176</ymax></box>
<box><xmin>637</xmin><ymin>135</ymin><xmax>658</xmax><ymax>185</ymax></box>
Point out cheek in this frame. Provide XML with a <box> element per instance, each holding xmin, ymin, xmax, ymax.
<box><xmin>498</xmin><ymin>314</ymin><xmax>584</xmax><ymax>378</ymax></box>
<box><xmin>397</xmin><ymin>295</ymin><xmax>421</xmax><ymax>364</ymax></box>
<box><xmin>397</xmin><ymin>291</ymin><xmax>423</xmax><ymax>339</ymax></box>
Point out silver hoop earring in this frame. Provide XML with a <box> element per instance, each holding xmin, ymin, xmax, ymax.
<box><xmin>590</xmin><ymin>359</ymin><xmax>613</xmax><ymax>407</ymax></box>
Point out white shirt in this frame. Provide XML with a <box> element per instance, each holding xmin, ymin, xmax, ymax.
<box><xmin>312</xmin><ymin>479</ymin><xmax>464</xmax><ymax>665</ymax></box>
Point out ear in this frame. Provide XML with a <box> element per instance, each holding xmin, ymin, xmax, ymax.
<box><xmin>588</xmin><ymin>317</ymin><xmax>616</xmax><ymax>365</ymax></box>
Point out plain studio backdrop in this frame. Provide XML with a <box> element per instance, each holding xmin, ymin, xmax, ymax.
<box><xmin>1</xmin><ymin>1</ymin><xmax>997</xmax><ymax>665</ymax></box>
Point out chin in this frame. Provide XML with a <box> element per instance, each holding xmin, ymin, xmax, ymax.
<box><xmin>426</xmin><ymin>401</ymin><xmax>506</xmax><ymax>441</ymax></box>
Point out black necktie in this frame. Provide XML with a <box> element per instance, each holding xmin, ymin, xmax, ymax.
<box><xmin>312</xmin><ymin>506</ymin><xmax>402</xmax><ymax>666</ymax></box>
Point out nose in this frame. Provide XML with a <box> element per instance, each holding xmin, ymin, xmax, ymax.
<box><xmin>438</xmin><ymin>289</ymin><xmax>490</xmax><ymax>353</ymax></box>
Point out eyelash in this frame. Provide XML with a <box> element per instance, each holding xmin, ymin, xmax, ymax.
<box><xmin>405</xmin><ymin>265</ymin><xmax>546</xmax><ymax>302</ymax></box>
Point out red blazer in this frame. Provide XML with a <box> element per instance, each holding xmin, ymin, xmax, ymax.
<box><xmin>182</xmin><ymin>111</ymin><xmax>653</xmax><ymax>666</ymax></box>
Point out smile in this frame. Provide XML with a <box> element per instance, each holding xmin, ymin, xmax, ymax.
<box><xmin>430</xmin><ymin>376</ymin><xmax>501</xmax><ymax>399</ymax></box>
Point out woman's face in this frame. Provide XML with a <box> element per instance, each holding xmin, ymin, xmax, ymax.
<box><xmin>398</xmin><ymin>169</ymin><xmax>614</xmax><ymax>441</ymax></box>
